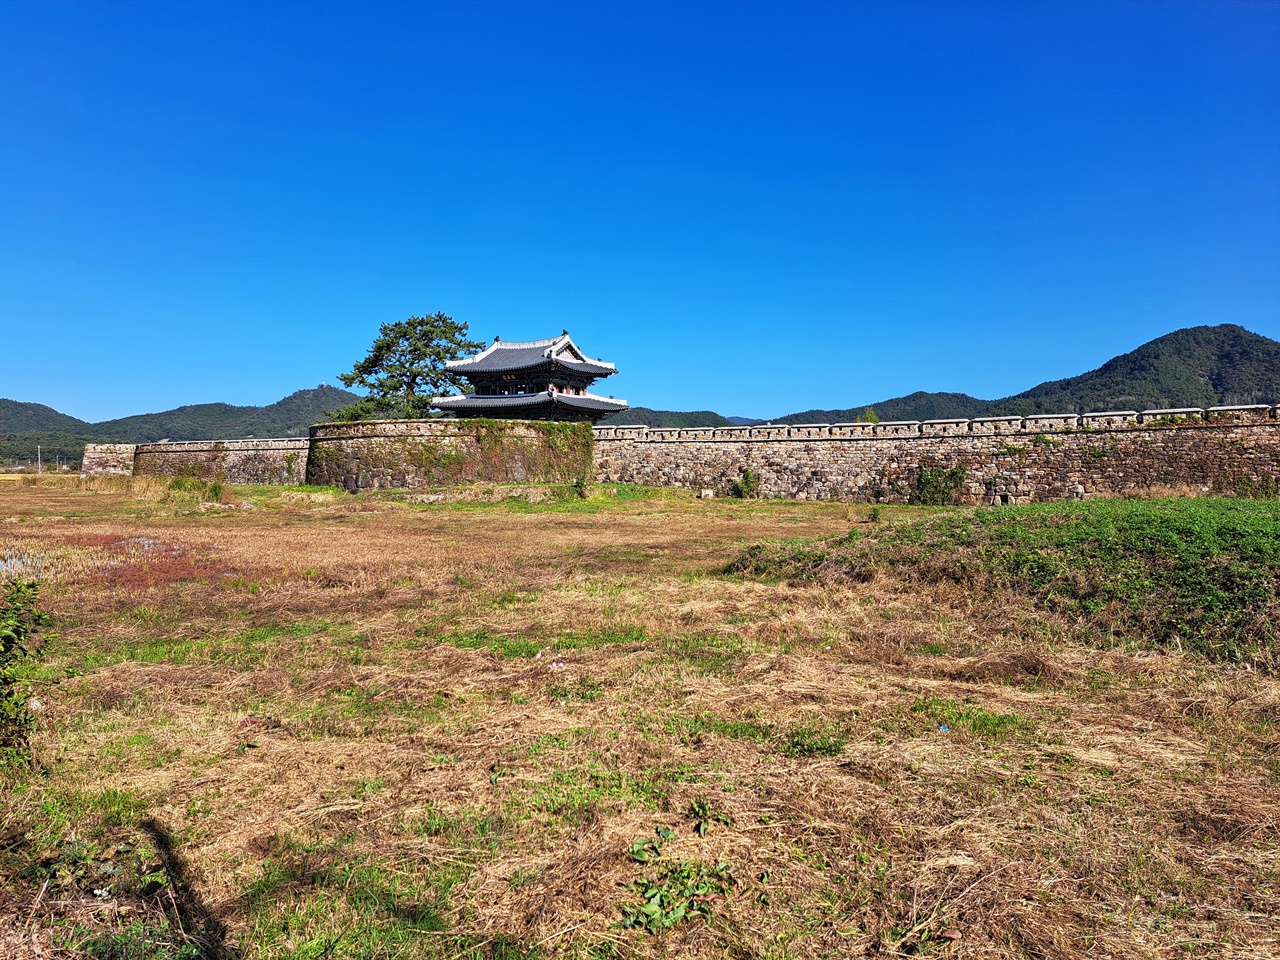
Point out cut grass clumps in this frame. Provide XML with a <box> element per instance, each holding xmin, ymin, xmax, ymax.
<box><xmin>729</xmin><ymin>498</ymin><xmax>1280</xmax><ymax>670</ymax></box>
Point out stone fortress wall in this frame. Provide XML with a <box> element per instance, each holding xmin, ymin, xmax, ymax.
<box><xmin>84</xmin><ymin>438</ymin><xmax>310</xmax><ymax>485</ymax></box>
<box><xmin>594</xmin><ymin>405</ymin><xmax>1280</xmax><ymax>503</ymax></box>
<box><xmin>82</xmin><ymin>405</ymin><xmax>1280</xmax><ymax>504</ymax></box>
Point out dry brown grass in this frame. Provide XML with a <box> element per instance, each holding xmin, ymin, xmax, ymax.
<box><xmin>1</xmin><ymin>479</ymin><xmax>1277</xmax><ymax>959</ymax></box>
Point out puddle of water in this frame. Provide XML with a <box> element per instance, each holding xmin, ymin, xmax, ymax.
<box><xmin>118</xmin><ymin>537</ymin><xmax>184</xmax><ymax>557</ymax></box>
<box><xmin>2</xmin><ymin>546</ymin><xmax>47</xmax><ymax>579</ymax></box>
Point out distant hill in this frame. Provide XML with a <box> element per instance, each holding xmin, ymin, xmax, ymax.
<box><xmin>0</xmin><ymin>399</ymin><xmax>92</xmax><ymax>434</ymax></box>
<box><xmin>988</xmin><ymin>324</ymin><xmax>1279</xmax><ymax>415</ymax></box>
<box><xmin>774</xmin><ymin>325</ymin><xmax>1278</xmax><ymax>424</ymax></box>
<box><xmin>0</xmin><ymin>386</ymin><xmax>361</xmax><ymax>466</ymax></box>
<box><xmin>599</xmin><ymin>407</ymin><xmax>733</xmax><ymax>428</ymax></box>
<box><xmin>776</xmin><ymin>391</ymin><xmax>988</xmax><ymax>425</ymax></box>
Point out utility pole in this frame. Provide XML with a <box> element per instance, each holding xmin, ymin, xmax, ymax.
<box><xmin>37</xmin><ymin>445</ymin><xmax>42</xmax><ymax>474</ymax></box>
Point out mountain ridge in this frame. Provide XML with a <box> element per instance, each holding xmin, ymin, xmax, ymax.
<box><xmin>767</xmin><ymin>324</ymin><xmax>1278</xmax><ymax>425</ymax></box>
<box><xmin>0</xmin><ymin>386</ymin><xmax>362</xmax><ymax>466</ymax></box>
<box><xmin>5</xmin><ymin>324</ymin><xmax>1277</xmax><ymax>463</ymax></box>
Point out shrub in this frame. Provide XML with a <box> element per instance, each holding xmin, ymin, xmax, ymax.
<box><xmin>909</xmin><ymin>465</ymin><xmax>968</xmax><ymax>505</ymax></box>
<box><xmin>1</xmin><ymin>579</ymin><xmax>53</xmax><ymax>764</ymax></box>
<box><xmin>730</xmin><ymin>467</ymin><xmax>761</xmax><ymax>499</ymax></box>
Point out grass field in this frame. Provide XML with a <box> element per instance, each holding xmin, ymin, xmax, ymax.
<box><xmin>1</xmin><ymin>476</ymin><xmax>1277</xmax><ymax>959</ymax></box>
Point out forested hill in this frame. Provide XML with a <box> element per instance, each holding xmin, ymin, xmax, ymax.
<box><xmin>776</xmin><ymin>392</ymin><xmax>987</xmax><ymax>426</ymax></box>
<box><xmin>0</xmin><ymin>399</ymin><xmax>92</xmax><ymax>434</ymax></box>
<box><xmin>87</xmin><ymin>386</ymin><xmax>362</xmax><ymax>441</ymax></box>
<box><xmin>989</xmin><ymin>324</ymin><xmax>1279</xmax><ymax>415</ymax></box>
<box><xmin>0</xmin><ymin>386</ymin><xmax>361</xmax><ymax>466</ymax></box>
<box><xmin>776</xmin><ymin>324</ymin><xmax>1279</xmax><ymax>424</ymax></box>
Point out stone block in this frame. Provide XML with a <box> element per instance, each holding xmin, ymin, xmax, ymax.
<box><xmin>920</xmin><ymin>419</ymin><xmax>970</xmax><ymax>436</ymax></box>
<box><xmin>1079</xmin><ymin>411</ymin><xmax>1139</xmax><ymax>429</ymax></box>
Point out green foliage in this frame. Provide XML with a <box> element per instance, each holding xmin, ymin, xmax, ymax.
<box><xmin>331</xmin><ymin>312</ymin><xmax>483</xmax><ymax>421</ymax></box>
<box><xmin>621</xmin><ymin>859</ymin><xmax>733</xmax><ymax>933</ymax></box>
<box><xmin>991</xmin><ymin>324</ymin><xmax>1280</xmax><ymax>415</ymax></box>
<box><xmin>684</xmin><ymin>798</ymin><xmax>732</xmax><ymax>836</ymax></box>
<box><xmin>1</xmin><ymin>579</ymin><xmax>54</xmax><ymax>763</ymax></box>
<box><xmin>730</xmin><ymin>467</ymin><xmax>761</xmax><ymax>499</ymax></box>
<box><xmin>628</xmin><ymin>826</ymin><xmax>677</xmax><ymax>863</ymax></box>
<box><xmin>777</xmin><ymin>725</ymin><xmax>846</xmax><ymax>757</ymax></box>
<box><xmin>859</xmin><ymin>406</ymin><xmax>880</xmax><ymax>424</ymax></box>
<box><xmin>909</xmin><ymin>465</ymin><xmax>968</xmax><ymax>505</ymax></box>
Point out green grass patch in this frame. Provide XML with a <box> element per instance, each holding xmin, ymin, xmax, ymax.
<box><xmin>776</xmin><ymin>725</ymin><xmax>847</xmax><ymax>757</ymax></box>
<box><xmin>82</xmin><ymin>620</ymin><xmax>340</xmax><ymax>669</ymax></box>
<box><xmin>910</xmin><ymin>695</ymin><xmax>1032</xmax><ymax>740</ymax></box>
<box><xmin>665</xmin><ymin>712</ymin><xmax>771</xmax><ymax>745</ymax></box>
<box><xmin>729</xmin><ymin>498</ymin><xmax>1280</xmax><ymax>669</ymax></box>
<box><xmin>437</xmin><ymin>625</ymin><xmax>647</xmax><ymax>659</ymax></box>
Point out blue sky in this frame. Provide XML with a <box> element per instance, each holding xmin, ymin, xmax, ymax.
<box><xmin>2</xmin><ymin>0</ymin><xmax>1277</xmax><ymax>421</ymax></box>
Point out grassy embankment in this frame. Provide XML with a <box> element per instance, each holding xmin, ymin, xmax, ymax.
<box><xmin>0</xmin><ymin>475</ymin><xmax>1276</xmax><ymax>959</ymax></box>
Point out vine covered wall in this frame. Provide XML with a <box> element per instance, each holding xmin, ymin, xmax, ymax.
<box><xmin>306</xmin><ymin>418</ymin><xmax>594</xmax><ymax>492</ymax></box>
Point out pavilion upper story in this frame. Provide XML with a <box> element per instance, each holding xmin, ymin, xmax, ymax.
<box><xmin>432</xmin><ymin>332</ymin><xmax>628</xmax><ymax>422</ymax></box>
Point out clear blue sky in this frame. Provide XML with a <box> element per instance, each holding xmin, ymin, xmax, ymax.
<box><xmin>2</xmin><ymin>0</ymin><xmax>1277</xmax><ymax>421</ymax></box>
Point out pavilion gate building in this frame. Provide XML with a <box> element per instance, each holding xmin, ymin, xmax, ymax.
<box><xmin>431</xmin><ymin>332</ymin><xmax>628</xmax><ymax>422</ymax></box>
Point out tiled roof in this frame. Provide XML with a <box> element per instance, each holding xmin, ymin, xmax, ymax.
<box><xmin>446</xmin><ymin>333</ymin><xmax>617</xmax><ymax>377</ymax></box>
<box><xmin>432</xmin><ymin>391</ymin><xmax>628</xmax><ymax>414</ymax></box>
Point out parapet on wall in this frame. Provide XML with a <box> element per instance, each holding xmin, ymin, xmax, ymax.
<box><xmin>592</xmin><ymin>406</ymin><xmax>1280</xmax><ymax>503</ymax></box>
<box><xmin>132</xmin><ymin>438</ymin><xmax>310</xmax><ymax>485</ymax></box>
<box><xmin>307</xmin><ymin>419</ymin><xmax>594</xmax><ymax>492</ymax></box>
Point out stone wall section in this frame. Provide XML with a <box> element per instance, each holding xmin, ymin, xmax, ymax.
<box><xmin>593</xmin><ymin>406</ymin><xmax>1280</xmax><ymax>503</ymax></box>
<box><xmin>307</xmin><ymin>419</ymin><xmax>593</xmax><ymax>492</ymax></box>
<box><xmin>81</xmin><ymin>444</ymin><xmax>137</xmax><ymax>476</ymax></box>
<box><xmin>81</xmin><ymin>406</ymin><xmax>1280</xmax><ymax>503</ymax></box>
<box><xmin>131</xmin><ymin>439</ymin><xmax>310</xmax><ymax>484</ymax></box>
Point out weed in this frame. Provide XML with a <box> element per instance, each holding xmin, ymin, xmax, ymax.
<box><xmin>777</xmin><ymin>725</ymin><xmax>846</xmax><ymax>757</ymax></box>
<box><xmin>730</xmin><ymin>467</ymin><xmax>761</xmax><ymax>499</ymax></box>
<box><xmin>629</xmin><ymin>826</ymin><xmax>677</xmax><ymax>862</ymax></box>
<box><xmin>911</xmin><ymin>695</ymin><xmax>1031</xmax><ymax>740</ymax></box>
<box><xmin>1</xmin><ymin>578</ymin><xmax>54</xmax><ymax>764</ymax></box>
<box><xmin>910</xmin><ymin>465</ymin><xmax>968</xmax><ymax>506</ymax></box>
<box><xmin>685</xmin><ymin>798</ymin><xmax>733</xmax><ymax>836</ymax></box>
<box><xmin>621</xmin><ymin>859</ymin><xmax>733</xmax><ymax>933</ymax></box>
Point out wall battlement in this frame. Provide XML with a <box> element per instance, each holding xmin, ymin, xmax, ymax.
<box><xmin>592</xmin><ymin>405</ymin><xmax>1275</xmax><ymax>443</ymax></box>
